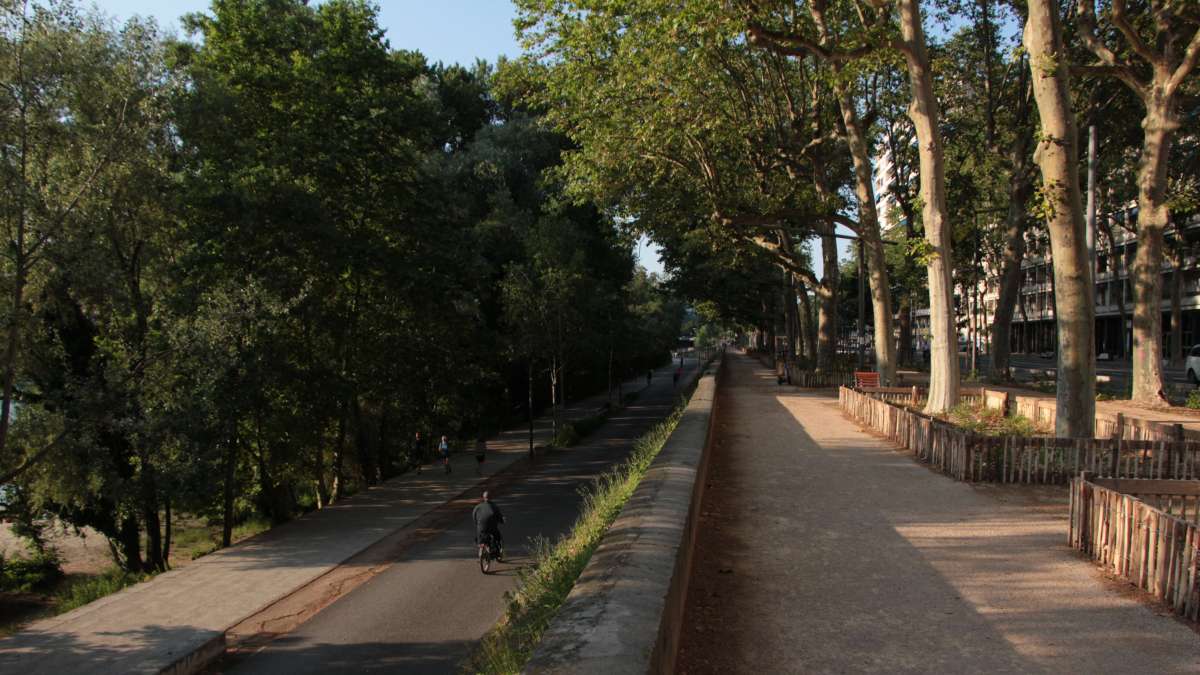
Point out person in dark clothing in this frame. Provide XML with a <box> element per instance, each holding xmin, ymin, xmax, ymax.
<box><xmin>646</xmin><ymin>369</ymin><xmax>653</xmax><ymax>386</ymax></box>
<box><xmin>413</xmin><ymin>432</ymin><xmax>425</xmax><ymax>475</ymax></box>
<box><xmin>472</xmin><ymin>491</ymin><xmax>505</xmax><ymax>553</ymax></box>
<box><xmin>474</xmin><ymin>437</ymin><xmax>487</xmax><ymax>475</ymax></box>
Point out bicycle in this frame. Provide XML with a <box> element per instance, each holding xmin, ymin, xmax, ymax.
<box><xmin>478</xmin><ymin>532</ymin><xmax>503</xmax><ymax>574</ymax></box>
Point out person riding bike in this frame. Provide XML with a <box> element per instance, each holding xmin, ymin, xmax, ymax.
<box><xmin>472</xmin><ymin>490</ymin><xmax>505</xmax><ymax>555</ymax></box>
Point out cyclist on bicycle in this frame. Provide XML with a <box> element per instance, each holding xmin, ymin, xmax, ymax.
<box><xmin>472</xmin><ymin>490</ymin><xmax>505</xmax><ymax>554</ymax></box>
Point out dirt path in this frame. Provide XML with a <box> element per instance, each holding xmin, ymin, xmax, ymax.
<box><xmin>677</xmin><ymin>353</ymin><xmax>1199</xmax><ymax>674</ymax></box>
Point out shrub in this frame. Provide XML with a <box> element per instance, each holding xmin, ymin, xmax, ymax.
<box><xmin>552</xmin><ymin>423</ymin><xmax>580</xmax><ymax>447</ymax></box>
<box><xmin>0</xmin><ymin>549</ymin><xmax>63</xmax><ymax>593</ymax></box>
<box><xmin>998</xmin><ymin>414</ymin><xmax>1037</xmax><ymax>437</ymax></box>
<box><xmin>948</xmin><ymin>402</ymin><xmax>1039</xmax><ymax>437</ymax></box>
<box><xmin>1187</xmin><ymin>390</ymin><xmax>1200</xmax><ymax>410</ymax></box>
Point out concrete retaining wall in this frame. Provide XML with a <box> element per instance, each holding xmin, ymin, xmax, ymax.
<box><xmin>524</xmin><ymin>357</ymin><xmax>723</xmax><ymax>675</ymax></box>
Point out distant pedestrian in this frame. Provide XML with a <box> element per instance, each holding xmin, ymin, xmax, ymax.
<box><xmin>413</xmin><ymin>431</ymin><xmax>425</xmax><ymax>475</ymax></box>
<box><xmin>475</xmin><ymin>437</ymin><xmax>487</xmax><ymax>475</ymax></box>
<box><xmin>439</xmin><ymin>435</ymin><xmax>451</xmax><ymax>474</ymax></box>
<box><xmin>646</xmin><ymin>369</ymin><xmax>653</xmax><ymax>386</ymax></box>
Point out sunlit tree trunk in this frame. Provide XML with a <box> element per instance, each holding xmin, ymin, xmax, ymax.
<box><xmin>1025</xmin><ymin>0</ymin><xmax>1096</xmax><ymax>438</ymax></box>
<box><xmin>895</xmin><ymin>0</ymin><xmax>958</xmax><ymax>412</ymax></box>
<box><xmin>836</xmin><ymin>85</ymin><xmax>896</xmax><ymax>384</ymax></box>
<box><xmin>1130</xmin><ymin>119</ymin><xmax>1173</xmax><ymax>403</ymax></box>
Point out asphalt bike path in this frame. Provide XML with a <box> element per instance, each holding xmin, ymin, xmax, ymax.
<box><xmin>0</xmin><ymin>362</ymin><xmax>690</xmax><ymax>675</ymax></box>
<box><xmin>677</xmin><ymin>352</ymin><xmax>1198</xmax><ymax>674</ymax></box>
<box><xmin>219</xmin><ymin>358</ymin><xmax>699</xmax><ymax>674</ymax></box>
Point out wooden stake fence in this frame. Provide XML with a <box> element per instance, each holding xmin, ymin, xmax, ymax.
<box><xmin>840</xmin><ymin>387</ymin><xmax>1200</xmax><ymax>484</ymax></box>
<box><xmin>1070</xmin><ymin>475</ymin><xmax>1200</xmax><ymax>623</ymax></box>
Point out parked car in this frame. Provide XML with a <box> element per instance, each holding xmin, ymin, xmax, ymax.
<box><xmin>1186</xmin><ymin>344</ymin><xmax>1200</xmax><ymax>384</ymax></box>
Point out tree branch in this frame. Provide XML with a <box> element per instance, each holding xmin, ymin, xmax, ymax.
<box><xmin>1112</xmin><ymin>0</ymin><xmax>1160</xmax><ymax>65</ymax></box>
<box><xmin>0</xmin><ymin>429</ymin><xmax>69</xmax><ymax>485</ymax></box>
<box><xmin>1075</xmin><ymin>0</ymin><xmax>1148</xmax><ymax>96</ymax></box>
<box><xmin>1166</xmin><ymin>26</ymin><xmax>1200</xmax><ymax>97</ymax></box>
<box><xmin>746</xmin><ymin>24</ymin><xmax>876</xmax><ymax>64</ymax></box>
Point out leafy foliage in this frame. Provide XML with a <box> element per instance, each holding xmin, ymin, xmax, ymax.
<box><xmin>0</xmin><ymin>0</ymin><xmax>685</xmax><ymax>576</ymax></box>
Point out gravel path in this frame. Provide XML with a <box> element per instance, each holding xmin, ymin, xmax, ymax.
<box><xmin>678</xmin><ymin>353</ymin><xmax>1199</xmax><ymax>674</ymax></box>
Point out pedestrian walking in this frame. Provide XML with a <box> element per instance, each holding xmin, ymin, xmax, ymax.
<box><xmin>413</xmin><ymin>431</ymin><xmax>425</xmax><ymax>475</ymax></box>
<box><xmin>646</xmin><ymin>369</ymin><xmax>653</xmax><ymax>387</ymax></box>
<box><xmin>439</xmin><ymin>435</ymin><xmax>451</xmax><ymax>474</ymax></box>
<box><xmin>475</xmin><ymin>437</ymin><xmax>487</xmax><ymax>475</ymax></box>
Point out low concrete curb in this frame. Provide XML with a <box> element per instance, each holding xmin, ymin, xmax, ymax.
<box><xmin>524</xmin><ymin>356</ymin><xmax>723</xmax><ymax>674</ymax></box>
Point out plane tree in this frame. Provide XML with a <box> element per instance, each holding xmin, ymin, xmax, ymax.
<box><xmin>1073</xmin><ymin>0</ymin><xmax>1200</xmax><ymax>405</ymax></box>
<box><xmin>513</xmin><ymin>0</ymin><xmax>873</xmax><ymax>373</ymax></box>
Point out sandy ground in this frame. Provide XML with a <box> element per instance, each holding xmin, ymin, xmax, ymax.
<box><xmin>677</xmin><ymin>353</ymin><xmax>1200</xmax><ymax>674</ymax></box>
<box><xmin>0</xmin><ymin>522</ymin><xmax>111</xmax><ymax>576</ymax></box>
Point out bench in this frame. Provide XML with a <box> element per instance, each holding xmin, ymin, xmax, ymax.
<box><xmin>853</xmin><ymin>371</ymin><xmax>880</xmax><ymax>389</ymax></box>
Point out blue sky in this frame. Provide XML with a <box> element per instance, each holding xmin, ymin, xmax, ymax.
<box><xmin>98</xmin><ymin>0</ymin><xmax>524</xmax><ymax>67</ymax></box>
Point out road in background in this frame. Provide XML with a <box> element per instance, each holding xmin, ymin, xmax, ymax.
<box><xmin>222</xmin><ymin>358</ymin><xmax>698</xmax><ymax>675</ymax></box>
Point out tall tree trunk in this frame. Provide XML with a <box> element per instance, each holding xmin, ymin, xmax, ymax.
<box><xmin>783</xmin><ymin>270</ymin><xmax>796</xmax><ymax>378</ymax></box>
<box><xmin>331</xmin><ymin>404</ymin><xmax>347</xmax><ymax>504</ymax></box>
<box><xmin>607</xmin><ymin>346</ymin><xmax>614</xmax><ymax>404</ymax></box>
<box><xmin>797</xmin><ymin>283</ymin><xmax>817</xmax><ymax>366</ymax></box>
<box><xmin>1170</xmin><ymin>253</ymin><xmax>1183</xmax><ymax>367</ymax></box>
<box><xmin>767</xmin><ymin>315</ymin><xmax>777</xmax><ymax>368</ymax></box>
<box><xmin>816</xmin><ymin>231</ymin><xmax>838</xmax><ymax>371</ymax></box>
<box><xmin>141</xmin><ymin>463</ymin><xmax>164</xmax><ymax>571</ymax></box>
<box><xmin>161</xmin><ymin>497</ymin><xmax>171</xmax><ymax>569</ymax></box>
<box><xmin>790</xmin><ymin>274</ymin><xmax>805</xmax><ymax>363</ymax></box>
<box><xmin>835</xmin><ymin>85</ymin><xmax>897</xmax><ymax>384</ymax></box>
<box><xmin>898</xmin><ymin>294</ymin><xmax>913</xmax><ymax>367</ymax></box>
<box><xmin>1130</xmin><ymin>116</ymin><xmax>1175</xmax><ymax>405</ymax></box>
<box><xmin>222</xmin><ymin>436</ymin><xmax>237</xmax><ymax>547</ymax></box>
<box><xmin>1075</xmin><ymin>0</ymin><xmax>1198</xmax><ymax>404</ymax></box>
<box><xmin>1025</xmin><ymin>0</ymin><xmax>1095</xmax><ymax>437</ymax></box>
<box><xmin>550</xmin><ymin>355</ymin><xmax>558</xmax><ymax>438</ymax></box>
<box><xmin>989</xmin><ymin>172</ymin><xmax>1034</xmax><ymax>380</ymax></box>
<box><xmin>527</xmin><ymin>360</ymin><xmax>535</xmax><ymax>457</ymax></box>
<box><xmin>896</xmin><ymin>0</ymin><xmax>959</xmax><ymax>413</ymax></box>
<box><xmin>378</xmin><ymin>405</ymin><xmax>392</xmax><ymax>479</ymax></box>
<box><xmin>115</xmin><ymin>514</ymin><xmax>142</xmax><ymax>573</ymax></box>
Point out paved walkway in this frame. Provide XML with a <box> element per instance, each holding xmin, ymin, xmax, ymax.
<box><xmin>223</xmin><ymin>358</ymin><xmax>699</xmax><ymax>674</ymax></box>
<box><xmin>0</xmin><ymin>363</ymin><xmax>688</xmax><ymax>675</ymax></box>
<box><xmin>678</xmin><ymin>353</ymin><xmax>1199</xmax><ymax>674</ymax></box>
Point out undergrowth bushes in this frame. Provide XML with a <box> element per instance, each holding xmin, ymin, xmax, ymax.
<box><xmin>54</xmin><ymin>568</ymin><xmax>146</xmax><ymax>614</ymax></box>
<box><xmin>949</xmin><ymin>403</ymin><xmax>1042</xmax><ymax>436</ymax></box>
<box><xmin>0</xmin><ymin>550</ymin><xmax>63</xmax><ymax>593</ymax></box>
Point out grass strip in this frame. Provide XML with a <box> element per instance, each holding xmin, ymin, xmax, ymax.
<box><xmin>465</xmin><ymin>402</ymin><xmax>689</xmax><ymax>674</ymax></box>
<box><xmin>54</xmin><ymin>568</ymin><xmax>148</xmax><ymax>614</ymax></box>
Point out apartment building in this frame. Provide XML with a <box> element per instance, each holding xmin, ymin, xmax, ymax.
<box><xmin>975</xmin><ymin>210</ymin><xmax>1200</xmax><ymax>357</ymax></box>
